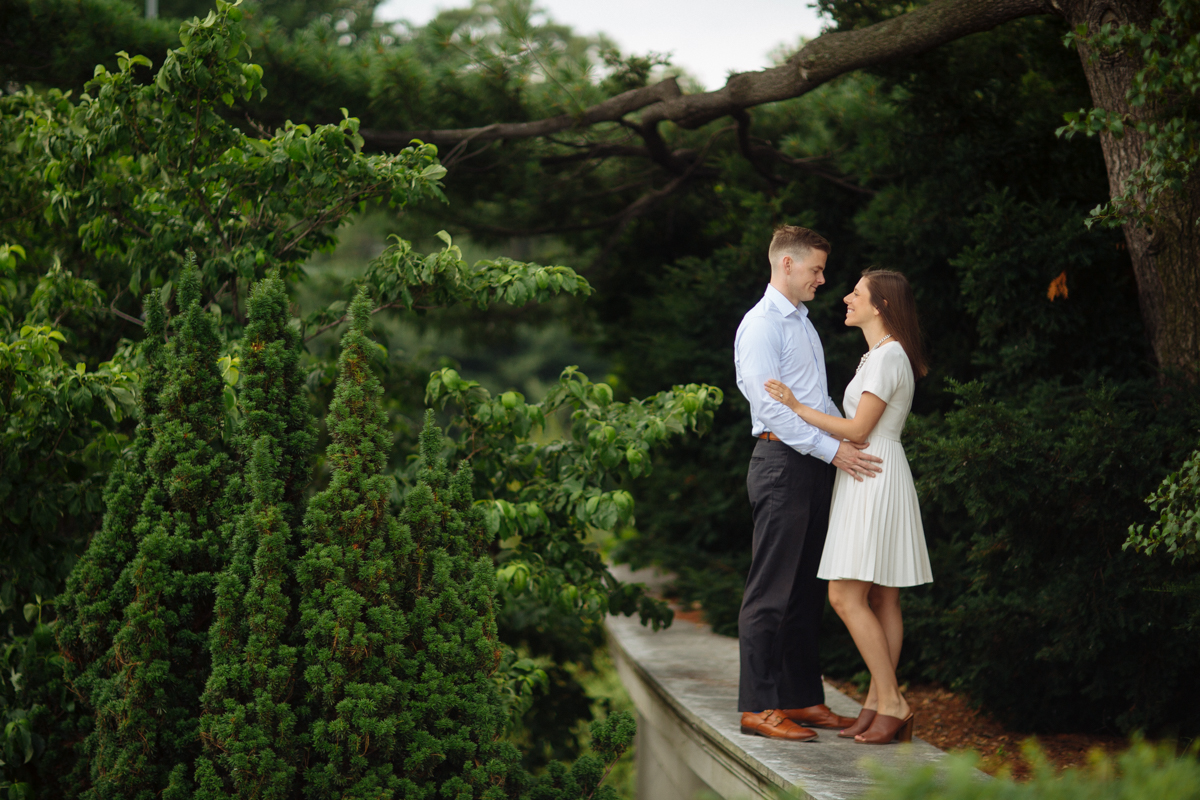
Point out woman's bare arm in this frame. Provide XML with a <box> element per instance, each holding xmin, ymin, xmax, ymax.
<box><xmin>764</xmin><ymin>379</ymin><xmax>888</xmax><ymax>443</ymax></box>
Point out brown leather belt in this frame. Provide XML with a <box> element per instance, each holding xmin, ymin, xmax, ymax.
<box><xmin>758</xmin><ymin>432</ymin><xmax>781</xmax><ymax>442</ymax></box>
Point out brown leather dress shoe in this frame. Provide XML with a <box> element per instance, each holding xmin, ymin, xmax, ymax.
<box><xmin>740</xmin><ymin>710</ymin><xmax>818</xmax><ymax>741</ymax></box>
<box><xmin>779</xmin><ymin>704</ymin><xmax>858</xmax><ymax>730</ymax></box>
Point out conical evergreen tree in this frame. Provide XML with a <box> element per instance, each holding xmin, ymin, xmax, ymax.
<box><xmin>56</xmin><ymin>288</ymin><xmax>169</xmax><ymax>795</ymax></box>
<box><xmin>60</xmin><ymin>280</ymin><xmax>636</xmax><ymax>800</ymax></box>
<box><xmin>297</xmin><ymin>289</ymin><xmax>415</xmax><ymax>798</ymax></box>
<box><xmin>57</xmin><ymin>290</ymin><xmax>167</xmax><ymax>673</ymax></box>
<box><xmin>393</xmin><ymin>410</ymin><xmax>524</xmax><ymax>800</ymax></box>
<box><xmin>195</xmin><ymin>275</ymin><xmax>317</xmax><ymax>800</ymax></box>
<box><xmin>89</xmin><ymin>265</ymin><xmax>235</xmax><ymax>800</ymax></box>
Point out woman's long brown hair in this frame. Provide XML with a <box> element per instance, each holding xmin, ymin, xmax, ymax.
<box><xmin>862</xmin><ymin>269</ymin><xmax>929</xmax><ymax>379</ymax></box>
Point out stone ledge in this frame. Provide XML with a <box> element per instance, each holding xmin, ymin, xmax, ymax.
<box><xmin>605</xmin><ymin>592</ymin><xmax>955</xmax><ymax>800</ymax></box>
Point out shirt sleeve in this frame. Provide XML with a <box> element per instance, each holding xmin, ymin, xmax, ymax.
<box><xmin>737</xmin><ymin>317</ymin><xmax>841</xmax><ymax>464</ymax></box>
<box><xmin>860</xmin><ymin>346</ymin><xmax>902</xmax><ymax>404</ymax></box>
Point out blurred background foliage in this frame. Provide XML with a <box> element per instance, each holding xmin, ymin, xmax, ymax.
<box><xmin>2</xmin><ymin>0</ymin><xmax>1200</xmax><ymax>796</ymax></box>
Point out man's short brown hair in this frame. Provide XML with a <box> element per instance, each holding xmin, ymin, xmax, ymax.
<box><xmin>769</xmin><ymin>225</ymin><xmax>831</xmax><ymax>266</ymax></box>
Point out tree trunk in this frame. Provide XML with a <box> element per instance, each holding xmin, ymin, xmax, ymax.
<box><xmin>1054</xmin><ymin>1</ymin><xmax>1199</xmax><ymax>371</ymax></box>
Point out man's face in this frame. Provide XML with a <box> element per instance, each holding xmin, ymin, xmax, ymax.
<box><xmin>784</xmin><ymin>248</ymin><xmax>828</xmax><ymax>303</ymax></box>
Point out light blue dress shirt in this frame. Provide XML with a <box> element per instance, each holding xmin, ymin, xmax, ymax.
<box><xmin>734</xmin><ymin>284</ymin><xmax>842</xmax><ymax>464</ymax></box>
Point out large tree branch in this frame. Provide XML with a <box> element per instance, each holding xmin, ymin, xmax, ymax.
<box><xmin>362</xmin><ymin>78</ymin><xmax>684</xmax><ymax>149</ymax></box>
<box><xmin>361</xmin><ymin>0</ymin><xmax>1056</xmax><ymax>149</ymax></box>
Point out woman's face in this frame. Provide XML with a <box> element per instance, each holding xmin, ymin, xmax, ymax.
<box><xmin>843</xmin><ymin>278</ymin><xmax>879</xmax><ymax>328</ymax></box>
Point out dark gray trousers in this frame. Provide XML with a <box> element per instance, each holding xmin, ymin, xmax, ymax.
<box><xmin>738</xmin><ymin>437</ymin><xmax>835</xmax><ymax>712</ymax></box>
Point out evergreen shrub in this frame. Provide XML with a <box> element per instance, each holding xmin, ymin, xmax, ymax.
<box><xmin>898</xmin><ymin>379</ymin><xmax>1200</xmax><ymax>734</ymax></box>
<box><xmin>195</xmin><ymin>272</ymin><xmax>316</xmax><ymax>799</ymax></box>
<box><xmin>54</xmin><ymin>282</ymin><xmax>639</xmax><ymax>800</ymax></box>
<box><xmin>90</xmin><ymin>265</ymin><xmax>237</xmax><ymax>798</ymax></box>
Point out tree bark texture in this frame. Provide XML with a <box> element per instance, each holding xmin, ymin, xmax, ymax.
<box><xmin>1059</xmin><ymin>0</ymin><xmax>1200</xmax><ymax>373</ymax></box>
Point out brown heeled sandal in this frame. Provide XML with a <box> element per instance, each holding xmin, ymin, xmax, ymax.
<box><xmin>854</xmin><ymin>712</ymin><xmax>914</xmax><ymax>744</ymax></box>
<box><xmin>837</xmin><ymin>708</ymin><xmax>876</xmax><ymax>738</ymax></box>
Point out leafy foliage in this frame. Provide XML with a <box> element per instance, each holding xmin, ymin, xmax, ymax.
<box><xmin>1127</xmin><ymin>442</ymin><xmax>1200</xmax><ymax>564</ymax></box>
<box><xmin>901</xmin><ymin>379</ymin><xmax>1200</xmax><ymax>733</ymax></box>
<box><xmin>861</xmin><ymin>739</ymin><xmax>1200</xmax><ymax>800</ymax></box>
<box><xmin>427</xmin><ymin>364</ymin><xmax>721</xmax><ymax>633</ymax></box>
<box><xmin>16</xmin><ymin>0</ymin><xmax>446</xmax><ymax>321</ymax></box>
<box><xmin>300</xmin><ymin>232</ymin><xmax>592</xmax><ymax>341</ymax></box>
<box><xmin>2</xmin><ymin>256</ymin><xmax>144</xmax><ymax>800</ymax></box>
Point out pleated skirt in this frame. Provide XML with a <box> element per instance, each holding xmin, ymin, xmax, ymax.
<box><xmin>817</xmin><ymin>437</ymin><xmax>933</xmax><ymax>588</ymax></box>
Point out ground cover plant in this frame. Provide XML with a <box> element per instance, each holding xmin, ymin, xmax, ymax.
<box><xmin>862</xmin><ymin>739</ymin><xmax>1200</xmax><ymax>800</ymax></box>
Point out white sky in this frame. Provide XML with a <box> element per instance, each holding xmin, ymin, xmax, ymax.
<box><xmin>374</xmin><ymin>1</ymin><xmax>829</xmax><ymax>90</ymax></box>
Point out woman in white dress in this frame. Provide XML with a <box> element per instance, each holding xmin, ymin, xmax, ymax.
<box><xmin>765</xmin><ymin>269</ymin><xmax>932</xmax><ymax>745</ymax></box>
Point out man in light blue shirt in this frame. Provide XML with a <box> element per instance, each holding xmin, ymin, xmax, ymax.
<box><xmin>734</xmin><ymin>226</ymin><xmax>881</xmax><ymax>741</ymax></box>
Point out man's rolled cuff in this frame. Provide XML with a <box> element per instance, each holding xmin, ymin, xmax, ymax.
<box><xmin>809</xmin><ymin>434</ymin><xmax>840</xmax><ymax>465</ymax></box>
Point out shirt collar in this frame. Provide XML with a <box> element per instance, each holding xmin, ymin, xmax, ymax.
<box><xmin>765</xmin><ymin>284</ymin><xmax>808</xmax><ymax>318</ymax></box>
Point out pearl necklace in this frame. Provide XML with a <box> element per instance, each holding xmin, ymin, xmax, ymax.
<box><xmin>855</xmin><ymin>334</ymin><xmax>892</xmax><ymax>375</ymax></box>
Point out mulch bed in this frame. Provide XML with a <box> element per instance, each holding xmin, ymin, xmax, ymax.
<box><xmin>825</xmin><ymin>679</ymin><xmax>1129</xmax><ymax>780</ymax></box>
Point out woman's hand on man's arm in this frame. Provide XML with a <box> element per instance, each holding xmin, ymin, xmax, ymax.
<box><xmin>764</xmin><ymin>380</ymin><xmax>889</xmax><ymax>445</ymax></box>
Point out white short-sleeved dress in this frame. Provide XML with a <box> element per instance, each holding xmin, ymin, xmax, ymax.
<box><xmin>817</xmin><ymin>341</ymin><xmax>933</xmax><ymax>587</ymax></box>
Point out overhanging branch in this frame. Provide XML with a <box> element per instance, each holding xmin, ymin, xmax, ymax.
<box><xmin>361</xmin><ymin>0</ymin><xmax>1056</xmax><ymax>149</ymax></box>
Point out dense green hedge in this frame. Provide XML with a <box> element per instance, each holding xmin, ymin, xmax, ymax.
<box><xmin>899</xmin><ymin>379</ymin><xmax>1200</xmax><ymax>733</ymax></box>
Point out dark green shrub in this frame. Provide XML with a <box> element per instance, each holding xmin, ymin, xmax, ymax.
<box><xmin>53</xmin><ymin>281</ymin><xmax>638</xmax><ymax>800</ymax></box>
<box><xmin>195</xmin><ymin>274</ymin><xmax>317</xmax><ymax>799</ymax></box>
<box><xmin>903</xmin><ymin>379</ymin><xmax>1200</xmax><ymax>734</ymax></box>
<box><xmin>54</xmin><ymin>289</ymin><xmax>168</xmax><ymax>772</ymax></box>
<box><xmin>295</xmin><ymin>289</ymin><xmax>421</xmax><ymax>796</ymax></box>
<box><xmin>87</xmin><ymin>266</ymin><xmax>236</xmax><ymax>799</ymax></box>
<box><xmin>389</xmin><ymin>415</ymin><xmax>516</xmax><ymax>798</ymax></box>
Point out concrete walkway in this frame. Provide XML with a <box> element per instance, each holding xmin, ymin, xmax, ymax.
<box><xmin>605</xmin><ymin>585</ymin><xmax>956</xmax><ymax>800</ymax></box>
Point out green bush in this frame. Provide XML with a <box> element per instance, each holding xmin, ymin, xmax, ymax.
<box><xmin>55</xmin><ymin>280</ymin><xmax>640</xmax><ymax>799</ymax></box>
<box><xmin>861</xmin><ymin>740</ymin><xmax>1200</xmax><ymax>800</ymax></box>
<box><xmin>1127</xmin><ymin>442</ymin><xmax>1200</xmax><ymax>565</ymax></box>
<box><xmin>901</xmin><ymin>379</ymin><xmax>1200</xmax><ymax>734</ymax></box>
<box><xmin>194</xmin><ymin>272</ymin><xmax>316</xmax><ymax>799</ymax></box>
<box><xmin>86</xmin><ymin>265</ymin><xmax>237</xmax><ymax>798</ymax></box>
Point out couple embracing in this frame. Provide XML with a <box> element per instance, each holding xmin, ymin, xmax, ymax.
<box><xmin>733</xmin><ymin>225</ymin><xmax>932</xmax><ymax>746</ymax></box>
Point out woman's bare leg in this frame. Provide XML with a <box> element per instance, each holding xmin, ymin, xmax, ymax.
<box><xmin>828</xmin><ymin>580</ymin><xmax>909</xmax><ymax>720</ymax></box>
<box><xmin>869</xmin><ymin>584</ymin><xmax>903</xmax><ymax>667</ymax></box>
<box><xmin>859</xmin><ymin>584</ymin><xmax>903</xmax><ymax>710</ymax></box>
